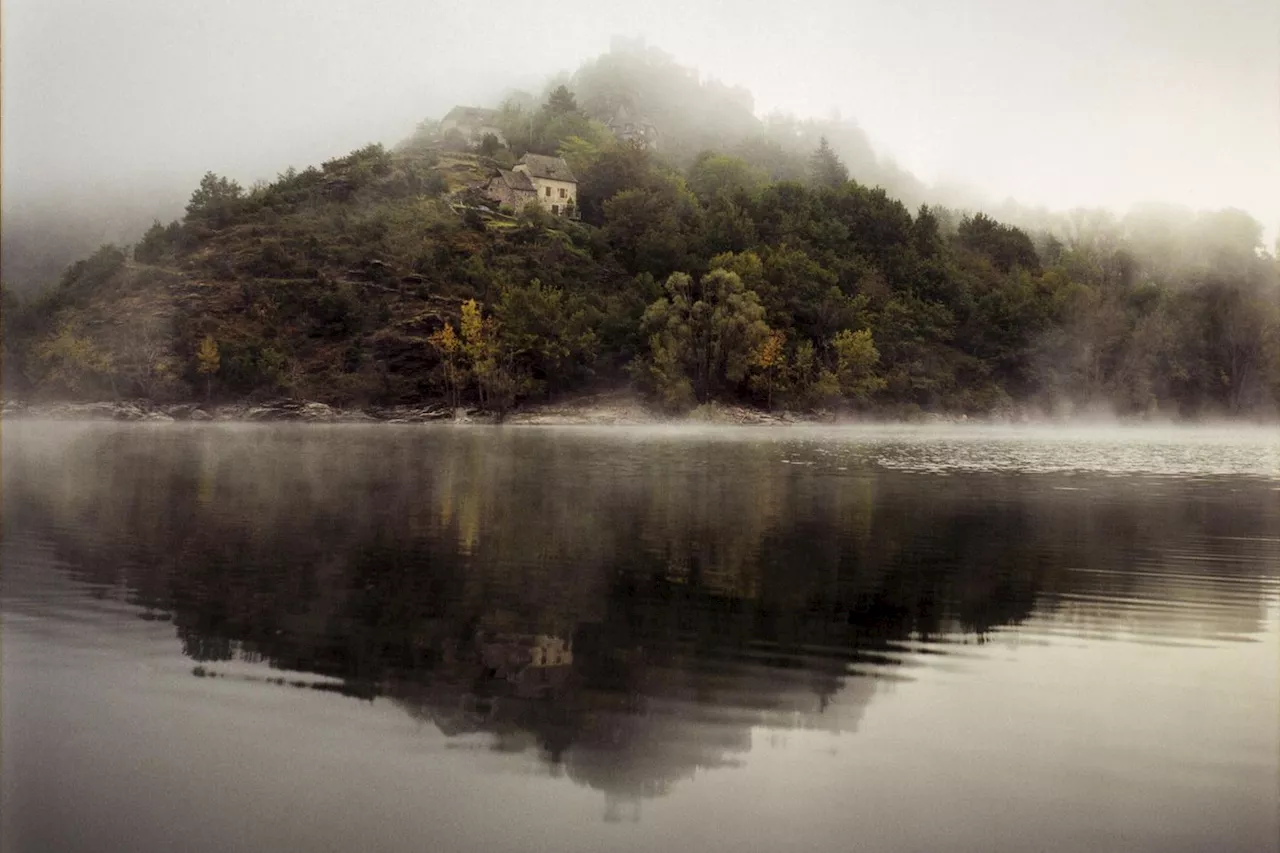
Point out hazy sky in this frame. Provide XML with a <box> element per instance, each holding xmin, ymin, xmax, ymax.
<box><xmin>3</xmin><ymin>0</ymin><xmax>1278</xmax><ymax>234</ymax></box>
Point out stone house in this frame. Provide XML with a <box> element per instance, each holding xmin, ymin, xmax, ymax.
<box><xmin>512</xmin><ymin>153</ymin><xmax>578</xmax><ymax>217</ymax></box>
<box><xmin>441</xmin><ymin>106</ymin><xmax>506</xmax><ymax>145</ymax></box>
<box><xmin>484</xmin><ymin>168</ymin><xmax>537</xmax><ymax>211</ymax></box>
<box><xmin>480</xmin><ymin>633</ymin><xmax>573</xmax><ymax>679</ymax></box>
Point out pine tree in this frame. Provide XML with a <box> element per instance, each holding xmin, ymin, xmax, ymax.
<box><xmin>544</xmin><ymin>85</ymin><xmax>579</xmax><ymax>116</ymax></box>
<box><xmin>808</xmin><ymin>137</ymin><xmax>848</xmax><ymax>188</ymax></box>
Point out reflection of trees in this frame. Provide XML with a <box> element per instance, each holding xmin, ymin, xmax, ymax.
<box><xmin>6</xmin><ymin>425</ymin><xmax>1278</xmax><ymax>812</ymax></box>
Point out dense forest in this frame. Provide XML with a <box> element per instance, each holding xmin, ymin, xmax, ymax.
<box><xmin>3</xmin><ymin>43</ymin><xmax>1278</xmax><ymax>418</ymax></box>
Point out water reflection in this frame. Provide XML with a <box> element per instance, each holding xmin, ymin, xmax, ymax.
<box><xmin>4</xmin><ymin>424</ymin><xmax>1278</xmax><ymax>819</ymax></box>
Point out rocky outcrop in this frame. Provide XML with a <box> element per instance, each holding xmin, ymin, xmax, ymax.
<box><xmin>1</xmin><ymin>398</ymin><xmax>470</xmax><ymax>424</ymax></box>
<box><xmin>243</xmin><ymin>401</ymin><xmax>337</xmax><ymax>422</ymax></box>
<box><xmin>0</xmin><ymin>393</ymin><xmax>829</xmax><ymax>426</ymax></box>
<box><xmin>3</xmin><ymin>400</ymin><xmax>175</xmax><ymax>421</ymax></box>
<box><xmin>363</xmin><ymin>404</ymin><xmax>463</xmax><ymax>423</ymax></box>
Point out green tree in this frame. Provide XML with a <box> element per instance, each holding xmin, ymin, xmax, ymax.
<box><xmin>574</xmin><ymin>143</ymin><xmax>660</xmax><ymax>223</ymax></box>
<box><xmin>808</xmin><ymin>137</ymin><xmax>848</xmax><ymax>189</ymax></box>
<box><xmin>604</xmin><ymin>181</ymin><xmax>703</xmax><ymax>278</ymax></box>
<box><xmin>494</xmin><ymin>278</ymin><xmax>597</xmax><ymax>396</ymax></box>
<box><xmin>134</xmin><ymin>220</ymin><xmax>183</xmax><ymax>264</ymax></box>
<box><xmin>557</xmin><ymin>123</ymin><xmax>617</xmax><ymax>177</ymax></box>
<box><xmin>641</xmin><ymin>269</ymin><xmax>771</xmax><ymax>405</ymax></box>
<box><xmin>687</xmin><ymin>153</ymin><xmax>766</xmax><ymax>203</ymax></box>
<box><xmin>477</xmin><ymin>133</ymin><xmax>503</xmax><ymax>158</ymax></box>
<box><xmin>544</xmin><ymin>85</ymin><xmax>579</xmax><ymax>116</ymax></box>
<box><xmin>784</xmin><ymin>339</ymin><xmax>832</xmax><ymax>409</ymax></box>
<box><xmin>185</xmin><ymin>172</ymin><xmax>245</xmax><ymax>229</ymax></box>
<box><xmin>34</xmin><ymin>319</ymin><xmax>115</xmax><ymax>398</ymax></box>
<box><xmin>956</xmin><ymin>213</ymin><xmax>1041</xmax><ymax>273</ymax></box>
<box><xmin>831</xmin><ymin>328</ymin><xmax>885</xmax><ymax>403</ymax></box>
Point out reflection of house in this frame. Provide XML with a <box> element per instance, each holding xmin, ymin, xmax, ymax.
<box><xmin>484</xmin><ymin>168</ymin><xmax>537</xmax><ymax>211</ymax></box>
<box><xmin>441</xmin><ymin>106</ymin><xmax>506</xmax><ymax>145</ymax></box>
<box><xmin>512</xmin><ymin>154</ymin><xmax>578</xmax><ymax>217</ymax></box>
<box><xmin>606</xmin><ymin>105</ymin><xmax>658</xmax><ymax>149</ymax></box>
<box><xmin>481</xmin><ymin>633</ymin><xmax>574</xmax><ymax>682</ymax></box>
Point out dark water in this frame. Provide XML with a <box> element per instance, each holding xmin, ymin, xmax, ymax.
<box><xmin>3</xmin><ymin>423</ymin><xmax>1278</xmax><ymax>853</ymax></box>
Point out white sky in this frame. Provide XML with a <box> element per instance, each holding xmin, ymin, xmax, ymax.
<box><xmin>3</xmin><ymin>0</ymin><xmax>1278</xmax><ymax>237</ymax></box>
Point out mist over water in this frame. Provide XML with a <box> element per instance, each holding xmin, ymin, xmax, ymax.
<box><xmin>3</xmin><ymin>423</ymin><xmax>1277</xmax><ymax>853</ymax></box>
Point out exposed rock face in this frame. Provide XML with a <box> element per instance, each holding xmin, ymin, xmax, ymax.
<box><xmin>243</xmin><ymin>400</ymin><xmax>337</xmax><ymax>422</ymax></box>
<box><xmin>165</xmin><ymin>403</ymin><xmax>202</xmax><ymax>420</ymax></box>
<box><xmin>364</xmin><ymin>404</ymin><xmax>461</xmax><ymax>423</ymax></box>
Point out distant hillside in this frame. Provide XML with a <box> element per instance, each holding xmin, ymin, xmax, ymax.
<box><xmin>3</xmin><ymin>45</ymin><xmax>1278</xmax><ymax>419</ymax></box>
<box><xmin>0</xmin><ymin>42</ymin><xmax>949</xmax><ymax>299</ymax></box>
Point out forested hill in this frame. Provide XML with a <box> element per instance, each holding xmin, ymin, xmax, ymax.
<box><xmin>3</xmin><ymin>47</ymin><xmax>1278</xmax><ymax>418</ymax></box>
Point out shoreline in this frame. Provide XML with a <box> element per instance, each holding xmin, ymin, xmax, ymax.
<box><xmin>3</xmin><ymin>395</ymin><xmax>1270</xmax><ymax>428</ymax></box>
<box><xmin>0</xmin><ymin>395</ymin><xmax>828</xmax><ymax>426</ymax></box>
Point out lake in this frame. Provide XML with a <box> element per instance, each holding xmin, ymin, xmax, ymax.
<box><xmin>2</xmin><ymin>422</ymin><xmax>1278</xmax><ymax>853</ymax></box>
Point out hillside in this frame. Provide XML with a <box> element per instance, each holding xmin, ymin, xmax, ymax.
<box><xmin>3</xmin><ymin>48</ymin><xmax>1279</xmax><ymax>419</ymax></box>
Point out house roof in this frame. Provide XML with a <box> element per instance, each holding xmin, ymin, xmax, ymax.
<box><xmin>516</xmin><ymin>154</ymin><xmax>577</xmax><ymax>183</ymax></box>
<box><xmin>492</xmin><ymin>168</ymin><xmax>535</xmax><ymax>192</ymax></box>
<box><xmin>444</xmin><ymin>105</ymin><xmax>499</xmax><ymax>124</ymax></box>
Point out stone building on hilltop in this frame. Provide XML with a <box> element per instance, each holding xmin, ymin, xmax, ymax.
<box><xmin>487</xmin><ymin>153</ymin><xmax>578</xmax><ymax>217</ymax></box>
<box><xmin>484</xmin><ymin>168</ymin><xmax>537</xmax><ymax>210</ymax></box>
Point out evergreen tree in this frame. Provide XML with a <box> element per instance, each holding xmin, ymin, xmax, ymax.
<box><xmin>544</xmin><ymin>85</ymin><xmax>579</xmax><ymax>116</ymax></box>
<box><xmin>808</xmin><ymin>137</ymin><xmax>848</xmax><ymax>189</ymax></box>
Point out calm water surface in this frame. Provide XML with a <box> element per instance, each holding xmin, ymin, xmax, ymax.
<box><xmin>3</xmin><ymin>423</ymin><xmax>1278</xmax><ymax>853</ymax></box>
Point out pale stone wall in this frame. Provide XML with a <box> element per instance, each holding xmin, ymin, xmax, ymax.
<box><xmin>484</xmin><ymin>178</ymin><xmax>535</xmax><ymax>211</ymax></box>
<box><xmin>516</xmin><ymin>172</ymin><xmax>577</xmax><ymax>215</ymax></box>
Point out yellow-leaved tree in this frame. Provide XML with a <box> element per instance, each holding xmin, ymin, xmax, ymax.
<box><xmin>459</xmin><ymin>299</ymin><xmax>503</xmax><ymax>410</ymax></box>
<box><xmin>35</xmin><ymin>320</ymin><xmax>115</xmax><ymax>398</ymax></box>
<box><xmin>749</xmin><ymin>329</ymin><xmax>787</xmax><ymax>410</ymax></box>
<box><xmin>196</xmin><ymin>335</ymin><xmax>220</xmax><ymax>400</ymax></box>
<box><xmin>428</xmin><ymin>322</ymin><xmax>464</xmax><ymax>410</ymax></box>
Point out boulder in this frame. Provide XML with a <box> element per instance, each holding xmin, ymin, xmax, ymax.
<box><xmin>299</xmin><ymin>402</ymin><xmax>336</xmax><ymax>422</ymax></box>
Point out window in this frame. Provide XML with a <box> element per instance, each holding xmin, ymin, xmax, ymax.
<box><xmin>545</xmin><ymin>186</ymin><xmax>551</xmax><ymax>197</ymax></box>
<box><xmin>559</xmin><ymin>188</ymin><xmax>566</xmax><ymax>199</ymax></box>
<box><xmin>551</xmin><ymin>204</ymin><xmax>560</xmax><ymax>215</ymax></box>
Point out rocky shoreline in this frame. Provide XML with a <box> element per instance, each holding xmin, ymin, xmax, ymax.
<box><xmin>3</xmin><ymin>398</ymin><xmax>462</xmax><ymax>424</ymax></box>
<box><xmin>0</xmin><ymin>395</ymin><xmax>821</xmax><ymax>426</ymax></box>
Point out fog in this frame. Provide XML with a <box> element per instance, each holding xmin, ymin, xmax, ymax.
<box><xmin>3</xmin><ymin>0</ymin><xmax>1278</xmax><ymax>288</ymax></box>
